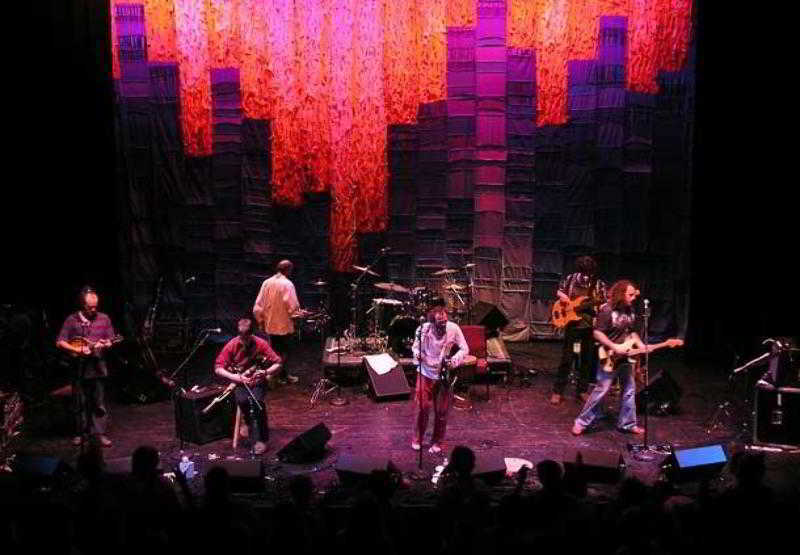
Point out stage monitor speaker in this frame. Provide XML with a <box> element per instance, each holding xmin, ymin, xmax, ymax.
<box><xmin>471</xmin><ymin>302</ymin><xmax>508</xmax><ymax>332</ymax></box>
<box><xmin>473</xmin><ymin>453</ymin><xmax>507</xmax><ymax>485</ymax></box>
<box><xmin>215</xmin><ymin>460</ymin><xmax>264</xmax><ymax>493</ymax></box>
<box><xmin>364</xmin><ymin>355</ymin><xmax>411</xmax><ymax>402</ymax></box>
<box><xmin>174</xmin><ymin>385</ymin><xmax>235</xmax><ymax>445</ymax></box>
<box><xmin>661</xmin><ymin>444</ymin><xmax>727</xmax><ymax>483</ymax></box>
<box><xmin>754</xmin><ymin>383</ymin><xmax>800</xmax><ymax>448</ymax></box>
<box><xmin>277</xmin><ymin>422</ymin><xmax>332</xmax><ymax>463</ymax></box>
<box><xmin>335</xmin><ymin>453</ymin><xmax>394</xmax><ymax>486</ymax></box>
<box><xmin>563</xmin><ymin>449</ymin><xmax>626</xmax><ymax>484</ymax></box>
<box><xmin>636</xmin><ymin>370</ymin><xmax>682</xmax><ymax>415</ymax></box>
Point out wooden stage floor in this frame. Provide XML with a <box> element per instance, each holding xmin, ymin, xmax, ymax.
<box><xmin>14</xmin><ymin>339</ymin><xmax>800</xmax><ymax>501</ymax></box>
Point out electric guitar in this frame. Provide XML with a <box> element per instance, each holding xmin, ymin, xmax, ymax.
<box><xmin>598</xmin><ymin>336</ymin><xmax>684</xmax><ymax>372</ymax></box>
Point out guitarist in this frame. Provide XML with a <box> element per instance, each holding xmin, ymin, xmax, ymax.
<box><xmin>214</xmin><ymin>316</ymin><xmax>281</xmax><ymax>455</ymax></box>
<box><xmin>56</xmin><ymin>287</ymin><xmax>117</xmax><ymax>447</ymax></box>
<box><xmin>551</xmin><ymin>256</ymin><xmax>608</xmax><ymax>405</ymax></box>
<box><xmin>411</xmin><ymin>306</ymin><xmax>469</xmax><ymax>454</ymax></box>
<box><xmin>571</xmin><ymin>280</ymin><xmax>682</xmax><ymax>436</ymax></box>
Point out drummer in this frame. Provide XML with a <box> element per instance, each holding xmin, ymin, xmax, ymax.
<box><xmin>411</xmin><ymin>306</ymin><xmax>469</xmax><ymax>454</ymax></box>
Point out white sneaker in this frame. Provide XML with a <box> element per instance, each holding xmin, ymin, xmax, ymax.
<box><xmin>411</xmin><ymin>440</ymin><xmax>421</xmax><ymax>451</ymax></box>
<box><xmin>428</xmin><ymin>444</ymin><xmax>442</xmax><ymax>454</ymax></box>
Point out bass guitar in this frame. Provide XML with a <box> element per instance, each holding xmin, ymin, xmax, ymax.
<box><xmin>551</xmin><ymin>295</ymin><xmax>603</xmax><ymax>329</ymax></box>
<box><xmin>598</xmin><ymin>336</ymin><xmax>684</xmax><ymax>373</ymax></box>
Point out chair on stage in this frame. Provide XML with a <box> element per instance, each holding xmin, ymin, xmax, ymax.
<box><xmin>460</xmin><ymin>325</ymin><xmax>491</xmax><ymax>402</ymax></box>
<box><xmin>232</xmin><ymin>399</ymin><xmax>268</xmax><ymax>449</ymax></box>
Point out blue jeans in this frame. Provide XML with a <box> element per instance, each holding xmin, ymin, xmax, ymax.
<box><xmin>575</xmin><ymin>361</ymin><xmax>637</xmax><ymax>431</ymax></box>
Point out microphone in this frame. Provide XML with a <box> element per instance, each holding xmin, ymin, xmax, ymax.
<box><xmin>643</xmin><ymin>299</ymin><xmax>649</xmax><ymax>310</ymax></box>
<box><xmin>184</xmin><ymin>276</ymin><xmax>196</xmax><ymax>284</ymax></box>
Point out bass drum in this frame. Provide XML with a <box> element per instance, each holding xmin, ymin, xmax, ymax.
<box><xmin>387</xmin><ymin>315</ymin><xmax>419</xmax><ymax>357</ymax></box>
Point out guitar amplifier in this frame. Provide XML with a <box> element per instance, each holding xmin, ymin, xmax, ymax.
<box><xmin>754</xmin><ymin>382</ymin><xmax>800</xmax><ymax>448</ymax></box>
<box><xmin>174</xmin><ymin>385</ymin><xmax>234</xmax><ymax>445</ymax></box>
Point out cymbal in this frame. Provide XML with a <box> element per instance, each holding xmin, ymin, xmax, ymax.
<box><xmin>433</xmin><ymin>268</ymin><xmax>458</xmax><ymax>276</ymax></box>
<box><xmin>374</xmin><ymin>282</ymin><xmax>410</xmax><ymax>293</ymax></box>
<box><xmin>309</xmin><ymin>279</ymin><xmax>328</xmax><ymax>287</ymax></box>
<box><xmin>444</xmin><ymin>284</ymin><xmax>466</xmax><ymax>291</ymax></box>
<box><xmin>352</xmin><ymin>265</ymin><xmax>380</xmax><ymax>277</ymax></box>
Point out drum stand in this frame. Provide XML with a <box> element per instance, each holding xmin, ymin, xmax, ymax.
<box><xmin>310</xmin><ymin>321</ymin><xmax>347</xmax><ymax>407</ymax></box>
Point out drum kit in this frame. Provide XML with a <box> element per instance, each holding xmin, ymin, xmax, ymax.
<box><xmin>349</xmin><ymin>262</ymin><xmax>476</xmax><ymax>357</ymax></box>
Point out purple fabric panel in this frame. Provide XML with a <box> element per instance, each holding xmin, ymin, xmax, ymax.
<box><xmin>507</xmin><ymin>48</ymin><xmax>534</xmax><ymax>81</ymax></box>
<box><xmin>476</xmin><ymin>113</ymin><xmax>506</xmax><ymax>146</ymax></box>
<box><xmin>597</xmin><ymin>16</ymin><xmax>627</xmax><ymax>65</ymax></box>
<box><xmin>448</xmin><ymin>99</ymin><xmax>477</xmax><ymax>116</ymax></box>
<box><xmin>149</xmin><ymin>63</ymin><xmax>179</xmax><ymax>102</ymax></box>
<box><xmin>476</xmin><ymin>0</ymin><xmax>507</xmax><ymax>47</ymax></box>
<box><xmin>115</xmin><ymin>3</ymin><xmax>149</xmax><ymax>98</ymax></box>
<box><xmin>474</xmin><ymin>211</ymin><xmax>505</xmax><ymax>248</ymax></box>
<box><xmin>476</xmin><ymin>190</ymin><xmax>505</xmax><ymax>213</ymax></box>
<box><xmin>598</xmin><ymin>87</ymin><xmax>625</xmax><ymax>108</ymax></box>
<box><xmin>477</xmin><ymin>72</ymin><xmax>507</xmax><ymax>97</ymax></box>
<box><xmin>474</xmin><ymin>164</ymin><xmax>505</xmax><ymax>186</ymax></box>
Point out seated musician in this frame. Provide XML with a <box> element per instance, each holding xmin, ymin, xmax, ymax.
<box><xmin>214</xmin><ymin>316</ymin><xmax>281</xmax><ymax>455</ymax></box>
<box><xmin>56</xmin><ymin>287</ymin><xmax>116</xmax><ymax>447</ymax></box>
<box><xmin>411</xmin><ymin>306</ymin><xmax>469</xmax><ymax>454</ymax></box>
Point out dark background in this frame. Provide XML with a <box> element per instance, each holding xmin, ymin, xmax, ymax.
<box><xmin>6</xmin><ymin>1</ymin><xmax>795</xmax><ymax>368</ymax></box>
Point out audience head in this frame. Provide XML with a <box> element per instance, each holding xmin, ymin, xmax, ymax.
<box><xmin>448</xmin><ymin>445</ymin><xmax>476</xmax><ymax>478</ymax></box>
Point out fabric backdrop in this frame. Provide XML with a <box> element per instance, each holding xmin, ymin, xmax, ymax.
<box><xmin>113</xmin><ymin>0</ymin><xmax>693</xmax><ymax>338</ymax></box>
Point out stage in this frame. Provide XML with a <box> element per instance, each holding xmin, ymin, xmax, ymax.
<box><xmin>13</xmin><ymin>339</ymin><xmax>800</xmax><ymax>503</ymax></box>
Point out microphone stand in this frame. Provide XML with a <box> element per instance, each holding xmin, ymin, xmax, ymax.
<box><xmin>410</xmin><ymin>318</ymin><xmax>428</xmax><ymax>480</ymax></box>
<box><xmin>628</xmin><ymin>301</ymin><xmax>671</xmax><ymax>461</ymax></box>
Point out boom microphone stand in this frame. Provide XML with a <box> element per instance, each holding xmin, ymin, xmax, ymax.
<box><xmin>628</xmin><ymin>299</ymin><xmax>671</xmax><ymax>461</ymax></box>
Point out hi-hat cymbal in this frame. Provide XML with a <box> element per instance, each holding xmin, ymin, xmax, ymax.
<box><xmin>309</xmin><ymin>279</ymin><xmax>328</xmax><ymax>287</ymax></box>
<box><xmin>433</xmin><ymin>268</ymin><xmax>458</xmax><ymax>276</ymax></box>
<box><xmin>352</xmin><ymin>265</ymin><xmax>380</xmax><ymax>277</ymax></box>
<box><xmin>444</xmin><ymin>284</ymin><xmax>466</xmax><ymax>291</ymax></box>
<box><xmin>374</xmin><ymin>282</ymin><xmax>410</xmax><ymax>293</ymax></box>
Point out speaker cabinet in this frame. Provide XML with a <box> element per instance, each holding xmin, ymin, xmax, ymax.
<box><xmin>661</xmin><ymin>444</ymin><xmax>727</xmax><ymax>483</ymax></box>
<box><xmin>636</xmin><ymin>370</ymin><xmax>682</xmax><ymax>415</ymax></box>
<box><xmin>174</xmin><ymin>386</ymin><xmax>235</xmax><ymax>445</ymax></box>
<box><xmin>216</xmin><ymin>460</ymin><xmax>264</xmax><ymax>493</ymax></box>
<box><xmin>563</xmin><ymin>449</ymin><xmax>626</xmax><ymax>483</ymax></box>
<box><xmin>364</xmin><ymin>355</ymin><xmax>411</xmax><ymax>402</ymax></box>
<box><xmin>335</xmin><ymin>453</ymin><xmax>393</xmax><ymax>486</ymax></box>
<box><xmin>277</xmin><ymin>423</ymin><xmax>332</xmax><ymax>463</ymax></box>
<box><xmin>754</xmin><ymin>383</ymin><xmax>800</xmax><ymax>448</ymax></box>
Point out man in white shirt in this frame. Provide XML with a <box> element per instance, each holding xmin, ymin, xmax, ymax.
<box><xmin>411</xmin><ymin>306</ymin><xmax>469</xmax><ymax>454</ymax></box>
<box><xmin>253</xmin><ymin>259</ymin><xmax>301</xmax><ymax>383</ymax></box>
